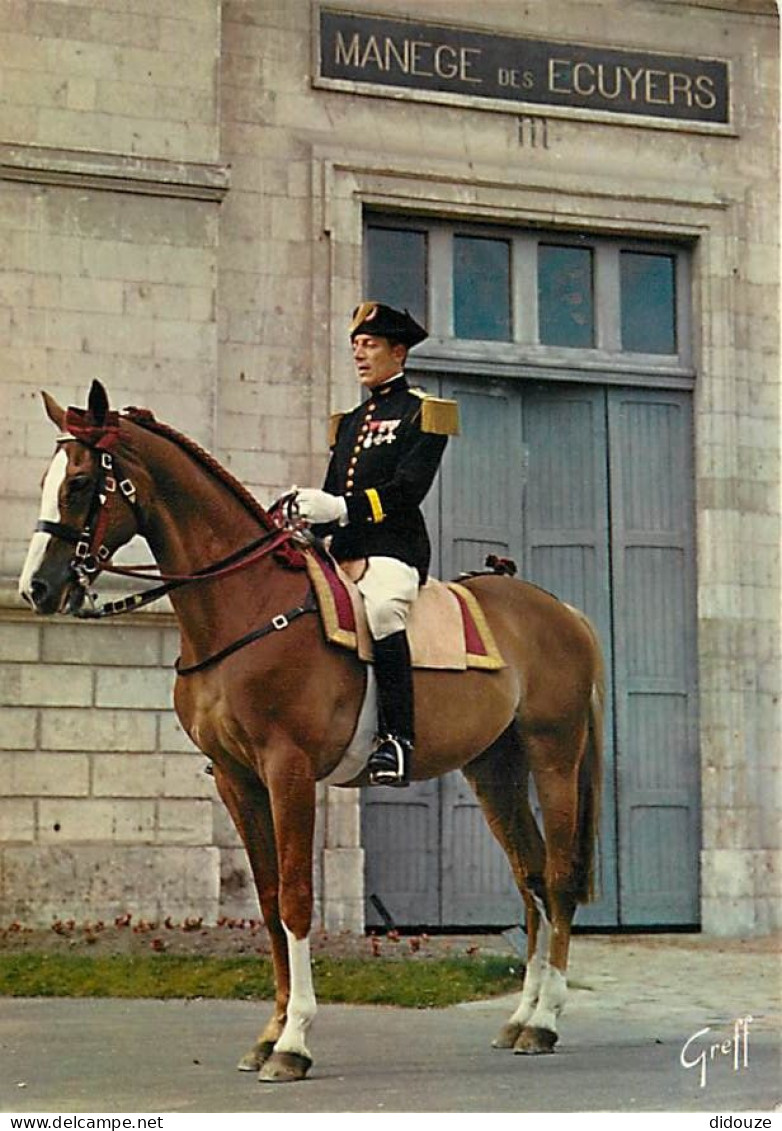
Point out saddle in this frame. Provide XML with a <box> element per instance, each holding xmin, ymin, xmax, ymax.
<box><xmin>304</xmin><ymin>551</ymin><xmax>505</xmax><ymax>672</ymax></box>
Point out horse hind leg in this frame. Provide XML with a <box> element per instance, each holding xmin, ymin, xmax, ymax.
<box><xmin>512</xmin><ymin>724</ymin><xmax>591</xmax><ymax>1056</ymax></box>
<box><xmin>493</xmin><ymin>878</ymin><xmax>550</xmax><ymax>1050</ymax></box>
<box><xmin>460</xmin><ymin>724</ymin><xmax>550</xmax><ymax>1051</ymax></box>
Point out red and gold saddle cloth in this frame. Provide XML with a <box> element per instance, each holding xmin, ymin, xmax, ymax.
<box><xmin>304</xmin><ymin>552</ymin><xmax>505</xmax><ymax>671</ymax></box>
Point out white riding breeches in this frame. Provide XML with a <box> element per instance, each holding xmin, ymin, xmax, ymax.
<box><xmin>356</xmin><ymin>557</ymin><xmax>420</xmax><ymax>641</ymax></box>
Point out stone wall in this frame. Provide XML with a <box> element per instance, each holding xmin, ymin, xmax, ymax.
<box><xmin>0</xmin><ymin>0</ymin><xmax>237</xmax><ymax>928</ymax></box>
<box><xmin>0</xmin><ymin>602</ymin><xmax>220</xmax><ymax>923</ymax></box>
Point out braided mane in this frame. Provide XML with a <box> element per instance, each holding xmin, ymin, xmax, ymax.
<box><xmin>122</xmin><ymin>406</ymin><xmax>274</xmax><ymax>530</ymax></box>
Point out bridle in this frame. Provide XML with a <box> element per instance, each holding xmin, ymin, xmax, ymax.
<box><xmin>37</xmin><ymin>412</ymin><xmax>317</xmax><ymax>672</ymax></box>
<box><xmin>37</xmin><ymin>441</ymin><xmax>142</xmax><ymax>596</ymax></box>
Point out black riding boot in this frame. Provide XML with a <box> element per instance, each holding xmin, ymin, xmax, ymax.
<box><xmin>368</xmin><ymin>630</ymin><xmax>414</xmax><ymax>787</ymax></box>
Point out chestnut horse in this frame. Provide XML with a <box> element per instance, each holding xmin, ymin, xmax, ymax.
<box><xmin>19</xmin><ymin>381</ymin><xmax>604</xmax><ymax>1083</ymax></box>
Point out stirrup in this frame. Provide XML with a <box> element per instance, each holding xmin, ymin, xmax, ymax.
<box><xmin>368</xmin><ymin>734</ymin><xmax>412</xmax><ymax>788</ymax></box>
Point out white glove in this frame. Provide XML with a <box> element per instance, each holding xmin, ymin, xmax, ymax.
<box><xmin>294</xmin><ymin>487</ymin><xmax>348</xmax><ymax>526</ymax></box>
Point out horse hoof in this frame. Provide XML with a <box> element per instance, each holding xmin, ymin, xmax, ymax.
<box><xmin>513</xmin><ymin>1026</ymin><xmax>558</xmax><ymax>1055</ymax></box>
<box><xmin>492</xmin><ymin>1022</ymin><xmax>523</xmax><ymax>1049</ymax></box>
<box><xmin>237</xmin><ymin>1040</ymin><xmax>275</xmax><ymax>1072</ymax></box>
<box><xmin>258</xmin><ymin>1050</ymin><xmax>312</xmax><ymax>1083</ymax></box>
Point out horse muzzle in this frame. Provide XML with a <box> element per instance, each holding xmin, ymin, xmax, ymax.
<box><xmin>20</xmin><ymin>564</ymin><xmax>83</xmax><ymax>616</ymax></box>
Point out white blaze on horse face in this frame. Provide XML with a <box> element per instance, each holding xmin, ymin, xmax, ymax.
<box><xmin>274</xmin><ymin>925</ymin><xmax>316</xmax><ymax>1060</ymax></box>
<box><xmin>18</xmin><ymin>448</ymin><xmax>68</xmax><ymax>602</ymax></box>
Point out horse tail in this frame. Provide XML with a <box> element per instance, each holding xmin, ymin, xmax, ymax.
<box><xmin>572</xmin><ymin>611</ymin><xmax>605</xmax><ymax>905</ymax></box>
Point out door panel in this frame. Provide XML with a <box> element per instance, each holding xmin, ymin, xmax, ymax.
<box><xmin>438</xmin><ymin>378</ymin><xmax>526</xmax><ymax>924</ymax></box>
<box><xmin>363</xmin><ymin>781</ymin><xmax>440</xmax><ymax>928</ymax></box>
<box><xmin>439</xmin><ymin>381</ymin><xmax>524</xmax><ymax>579</ymax></box>
<box><xmin>608</xmin><ymin>390</ymin><xmax>699</xmax><ymax>925</ymax></box>
<box><xmin>521</xmin><ymin>385</ymin><xmax>618</xmax><ymax>926</ymax></box>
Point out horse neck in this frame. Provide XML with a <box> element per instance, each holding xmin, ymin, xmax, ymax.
<box><xmin>128</xmin><ymin>426</ymin><xmax>263</xmax><ymax>572</ymax></box>
<box><xmin>125</xmin><ymin>422</ymin><xmax>285</xmax><ymax>650</ymax></box>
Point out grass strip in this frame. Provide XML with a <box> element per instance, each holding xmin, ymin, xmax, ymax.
<box><xmin>0</xmin><ymin>953</ymin><xmax>521</xmax><ymax>1009</ymax></box>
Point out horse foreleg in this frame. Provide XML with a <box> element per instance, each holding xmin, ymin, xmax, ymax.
<box><xmin>211</xmin><ymin>764</ymin><xmax>289</xmax><ymax>1073</ymax></box>
<box><xmin>513</xmin><ymin>734</ymin><xmax>583</xmax><ymax>1055</ymax></box>
<box><xmin>255</xmin><ymin>747</ymin><xmax>317</xmax><ymax>1084</ymax></box>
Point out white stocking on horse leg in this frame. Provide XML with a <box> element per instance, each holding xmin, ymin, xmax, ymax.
<box><xmin>493</xmin><ymin>899</ymin><xmax>550</xmax><ymax>1048</ymax></box>
<box><xmin>258</xmin><ymin>926</ymin><xmax>317</xmax><ymax>1082</ymax></box>
<box><xmin>513</xmin><ymin>897</ymin><xmax>567</xmax><ymax>1055</ymax></box>
<box><xmin>516</xmin><ymin>965</ymin><xmax>567</xmax><ymax>1054</ymax></box>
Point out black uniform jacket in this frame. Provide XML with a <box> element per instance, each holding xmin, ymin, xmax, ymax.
<box><xmin>317</xmin><ymin>376</ymin><xmax>458</xmax><ymax>583</ymax></box>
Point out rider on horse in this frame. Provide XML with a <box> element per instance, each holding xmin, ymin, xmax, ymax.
<box><xmin>294</xmin><ymin>302</ymin><xmax>459</xmax><ymax>787</ymax></box>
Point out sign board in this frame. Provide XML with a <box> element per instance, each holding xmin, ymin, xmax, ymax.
<box><xmin>318</xmin><ymin>8</ymin><xmax>730</xmax><ymax>126</ymax></box>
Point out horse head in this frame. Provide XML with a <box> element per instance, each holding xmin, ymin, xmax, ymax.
<box><xmin>18</xmin><ymin>380</ymin><xmax>147</xmax><ymax>615</ymax></box>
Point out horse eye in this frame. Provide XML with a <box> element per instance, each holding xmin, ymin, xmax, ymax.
<box><xmin>67</xmin><ymin>475</ymin><xmax>92</xmax><ymax>496</ymax></box>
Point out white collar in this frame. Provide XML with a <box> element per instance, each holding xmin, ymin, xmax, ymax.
<box><xmin>375</xmin><ymin>372</ymin><xmax>405</xmax><ymax>390</ymax></box>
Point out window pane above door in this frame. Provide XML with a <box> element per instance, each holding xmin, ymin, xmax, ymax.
<box><xmin>362</xmin><ymin>214</ymin><xmax>690</xmax><ymax>377</ymax></box>
<box><xmin>620</xmin><ymin>251</ymin><xmax>677</xmax><ymax>354</ymax></box>
<box><xmin>365</xmin><ymin>226</ymin><xmax>427</xmax><ymax>327</ymax></box>
<box><xmin>453</xmin><ymin>235</ymin><xmax>511</xmax><ymax>341</ymax></box>
<box><xmin>538</xmin><ymin>244</ymin><xmax>595</xmax><ymax>347</ymax></box>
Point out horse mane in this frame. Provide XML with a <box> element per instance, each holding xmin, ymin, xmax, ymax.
<box><xmin>122</xmin><ymin>406</ymin><xmax>274</xmax><ymax>530</ymax></box>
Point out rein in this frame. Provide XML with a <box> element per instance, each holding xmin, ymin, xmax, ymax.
<box><xmin>72</xmin><ymin>525</ymin><xmax>298</xmax><ymax>619</ymax></box>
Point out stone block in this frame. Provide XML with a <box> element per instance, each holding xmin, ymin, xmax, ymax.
<box><xmin>324</xmin><ymin>787</ymin><xmax>361</xmax><ymax>847</ymax></box>
<box><xmin>91</xmin><ymin>752</ymin><xmax>165</xmax><ymax>798</ymax></box>
<box><xmin>0</xmin><ymin>622</ymin><xmax>40</xmax><ymax>662</ymax></box>
<box><xmin>40</xmin><ymin>707</ymin><xmax>157</xmax><ymax>752</ymax></box>
<box><xmin>753</xmin><ymin>849</ymin><xmax>782</xmax><ymax>897</ymax></box>
<box><xmin>0</xmin><ymin>708</ymin><xmax>37</xmax><ymax>750</ymax></box>
<box><xmin>322</xmin><ymin>847</ymin><xmax>364</xmax><ymax>933</ymax></box>
<box><xmin>161</xmin><ymin>753</ymin><xmax>214</xmax><ymax>799</ymax></box>
<box><xmin>701</xmin><ymin>847</ymin><xmax>755</xmax><ymax>900</ymax></box>
<box><xmin>0</xmin><ymin>662</ymin><xmax>93</xmax><ymax>707</ymax></box>
<box><xmin>156</xmin><ymin>799</ymin><xmax>213</xmax><ymax>844</ymax></box>
<box><xmin>0</xmin><ymin>845</ymin><xmax>221</xmax><ymax>925</ymax></box>
<box><xmin>753</xmin><ymin>896</ymin><xmax>782</xmax><ymax>934</ymax></box>
<box><xmin>38</xmin><ymin>799</ymin><xmax>157</xmax><ymax>843</ymax></box>
<box><xmin>66</xmin><ymin>76</ymin><xmax>97</xmax><ymax>112</ymax></box>
<box><xmin>212</xmin><ymin>796</ymin><xmax>243</xmax><ymax>848</ymax></box>
<box><xmin>1</xmin><ymin>751</ymin><xmax>90</xmax><ymax>797</ymax></box>
<box><xmin>95</xmin><ymin>666</ymin><xmax>174</xmax><ymax>710</ymax></box>
<box><xmin>42</xmin><ymin>622</ymin><xmax>163</xmax><ymax>666</ymax></box>
<box><xmin>161</xmin><ymin>628</ymin><xmax>181</xmax><ymax>666</ymax></box>
<box><xmin>218</xmin><ymin>847</ymin><xmax>259</xmax><ymax>920</ymax></box>
<box><xmin>701</xmin><ymin>895</ymin><xmax>757</xmax><ymax>938</ymax></box>
<box><xmin>0</xmin><ymin>799</ymin><xmax>35</xmax><ymax>842</ymax></box>
<box><xmin>158</xmin><ymin>712</ymin><xmax>200</xmax><ymax>753</ymax></box>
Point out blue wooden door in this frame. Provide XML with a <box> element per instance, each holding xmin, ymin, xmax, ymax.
<box><xmin>362</xmin><ymin>376</ymin><xmax>698</xmax><ymax>929</ymax></box>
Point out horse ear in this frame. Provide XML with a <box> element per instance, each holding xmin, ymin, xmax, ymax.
<box><xmin>41</xmin><ymin>391</ymin><xmax>66</xmax><ymax>430</ymax></box>
<box><xmin>88</xmin><ymin>379</ymin><xmax>110</xmax><ymax>425</ymax></box>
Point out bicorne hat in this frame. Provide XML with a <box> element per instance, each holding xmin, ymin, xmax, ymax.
<box><xmin>349</xmin><ymin>302</ymin><xmax>428</xmax><ymax>349</ymax></box>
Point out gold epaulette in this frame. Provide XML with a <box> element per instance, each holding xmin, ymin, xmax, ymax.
<box><xmin>328</xmin><ymin>412</ymin><xmax>345</xmax><ymax>448</ymax></box>
<box><xmin>410</xmin><ymin>390</ymin><xmax>460</xmax><ymax>436</ymax></box>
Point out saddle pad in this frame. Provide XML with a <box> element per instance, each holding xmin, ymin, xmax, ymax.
<box><xmin>305</xmin><ymin>551</ymin><xmax>505</xmax><ymax>671</ymax></box>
